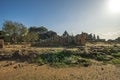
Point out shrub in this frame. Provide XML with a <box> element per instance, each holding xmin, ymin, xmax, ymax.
<box><xmin>30</xmin><ymin>57</ymin><xmax>44</xmax><ymax>65</ymax></box>
<box><xmin>79</xmin><ymin>52</ymin><xmax>92</xmax><ymax>59</ymax></box>
<box><xmin>109</xmin><ymin>48</ymin><xmax>118</xmax><ymax>53</ymax></box>
<box><xmin>78</xmin><ymin>58</ymin><xmax>92</xmax><ymax>67</ymax></box>
<box><xmin>58</xmin><ymin>50</ymin><xmax>74</xmax><ymax>57</ymax></box>
<box><xmin>93</xmin><ymin>54</ymin><xmax>112</xmax><ymax>61</ymax></box>
<box><xmin>95</xmin><ymin>54</ymin><xmax>105</xmax><ymax>61</ymax></box>
<box><xmin>29</xmin><ymin>50</ymin><xmax>92</xmax><ymax>67</ymax></box>
<box><xmin>102</xmin><ymin>48</ymin><xmax>110</xmax><ymax>54</ymax></box>
<box><xmin>112</xmin><ymin>52</ymin><xmax>120</xmax><ymax>58</ymax></box>
<box><xmin>64</xmin><ymin>55</ymin><xmax>79</xmax><ymax>64</ymax></box>
<box><xmin>111</xmin><ymin>59</ymin><xmax>120</xmax><ymax>64</ymax></box>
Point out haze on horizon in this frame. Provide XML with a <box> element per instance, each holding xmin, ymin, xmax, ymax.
<box><xmin>0</xmin><ymin>0</ymin><xmax>120</xmax><ymax>40</ymax></box>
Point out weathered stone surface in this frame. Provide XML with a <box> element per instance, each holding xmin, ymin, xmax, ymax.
<box><xmin>75</xmin><ymin>33</ymin><xmax>87</xmax><ymax>46</ymax></box>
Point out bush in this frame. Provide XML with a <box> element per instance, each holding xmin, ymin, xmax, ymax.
<box><xmin>112</xmin><ymin>52</ymin><xmax>120</xmax><ymax>58</ymax></box>
<box><xmin>79</xmin><ymin>52</ymin><xmax>92</xmax><ymax>59</ymax></box>
<box><xmin>29</xmin><ymin>50</ymin><xmax>92</xmax><ymax>67</ymax></box>
<box><xmin>78</xmin><ymin>58</ymin><xmax>92</xmax><ymax>67</ymax></box>
<box><xmin>111</xmin><ymin>59</ymin><xmax>120</xmax><ymax>64</ymax></box>
<box><xmin>93</xmin><ymin>54</ymin><xmax>112</xmax><ymax>61</ymax></box>
<box><xmin>95</xmin><ymin>54</ymin><xmax>105</xmax><ymax>61</ymax></box>
<box><xmin>40</xmin><ymin>50</ymin><xmax>75</xmax><ymax>63</ymax></box>
<box><xmin>30</xmin><ymin>57</ymin><xmax>44</xmax><ymax>65</ymax></box>
<box><xmin>64</xmin><ymin>55</ymin><xmax>79</xmax><ymax>64</ymax></box>
<box><xmin>109</xmin><ymin>48</ymin><xmax>118</xmax><ymax>53</ymax></box>
<box><xmin>102</xmin><ymin>48</ymin><xmax>111</xmax><ymax>54</ymax></box>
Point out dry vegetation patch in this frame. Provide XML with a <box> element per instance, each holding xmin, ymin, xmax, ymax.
<box><xmin>0</xmin><ymin>44</ymin><xmax>120</xmax><ymax>80</ymax></box>
<box><xmin>0</xmin><ymin>61</ymin><xmax>120</xmax><ymax>80</ymax></box>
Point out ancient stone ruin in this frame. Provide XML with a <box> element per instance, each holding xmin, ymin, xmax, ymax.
<box><xmin>75</xmin><ymin>33</ymin><xmax>87</xmax><ymax>46</ymax></box>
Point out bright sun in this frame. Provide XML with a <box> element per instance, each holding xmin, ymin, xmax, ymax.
<box><xmin>108</xmin><ymin>0</ymin><xmax>120</xmax><ymax>13</ymax></box>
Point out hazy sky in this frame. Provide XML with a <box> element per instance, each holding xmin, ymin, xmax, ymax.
<box><xmin>0</xmin><ymin>0</ymin><xmax>120</xmax><ymax>40</ymax></box>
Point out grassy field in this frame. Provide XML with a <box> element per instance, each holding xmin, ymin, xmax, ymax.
<box><xmin>0</xmin><ymin>43</ymin><xmax>120</xmax><ymax>80</ymax></box>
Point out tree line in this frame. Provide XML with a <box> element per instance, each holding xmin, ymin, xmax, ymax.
<box><xmin>0</xmin><ymin>20</ymin><xmax>103</xmax><ymax>47</ymax></box>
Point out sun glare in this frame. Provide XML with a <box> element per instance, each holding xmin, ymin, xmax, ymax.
<box><xmin>108</xmin><ymin>0</ymin><xmax>120</xmax><ymax>13</ymax></box>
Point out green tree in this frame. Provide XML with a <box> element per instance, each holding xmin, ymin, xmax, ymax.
<box><xmin>23</xmin><ymin>32</ymin><xmax>39</xmax><ymax>42</ymax></box>
<box><xmin>0</xmin><ymin>30</ymin><xmax>5</xmax><ymax>39</ymax></box>
<box><xmin>97</xmin><ymin>35</ymin><xmax>100</xmax><ymax>40</ymax></box>
<box><xmin>62</xmin><ymin>30</ymin><xmax>69</xmax><ymax>37</ymax></box>
<box><xmin>3</xmin><ymin>21</ymin><xmax>17</xmax><ymax>43</ymax></box>
<box><xmin>28</xmin><ymin>26</ymin><xmax>48</xmax><ymax>40</ymax></box>
<box><xmin>93</xmin><ymin>34</ymin><xmax>96</xmax><ymax>40</ymax></box>
<box><xmin>2</xmin><ymin>20</ymin><xmax>27</xmax><ymax>43</ymax></box>
<box><xmin>37</xmin><ymin>26</ymin><xmax>48</xmax><ymax>34</ymax></box>
<box><xmin>29</xmin><ymin>26</ymin><xmax>48</xmax><ymax>34</ymax></box>
<box><xmin>18</xmin><ymin>25</ymin><xmax>27</xmax><ymax>42</ymax></box>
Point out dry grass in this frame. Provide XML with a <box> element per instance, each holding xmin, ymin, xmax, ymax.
<box><xmin>0</xmin><ymin>44</ymin><xmax>120</xmax><ymax>80</ymax></box>
<box><xmin>1</xmin><ymin>44</ymin><xmax>78</xmax><ymax>56</ymax></box>
<box><xmin>86</xmin><ymin>42</ymin><xmax>120</xmax><ymax>47</ymax></box>
<box><xmin>0</xmin><ymin>61</ymin><xmax>120</xmax><ymax>80</ymax></box>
